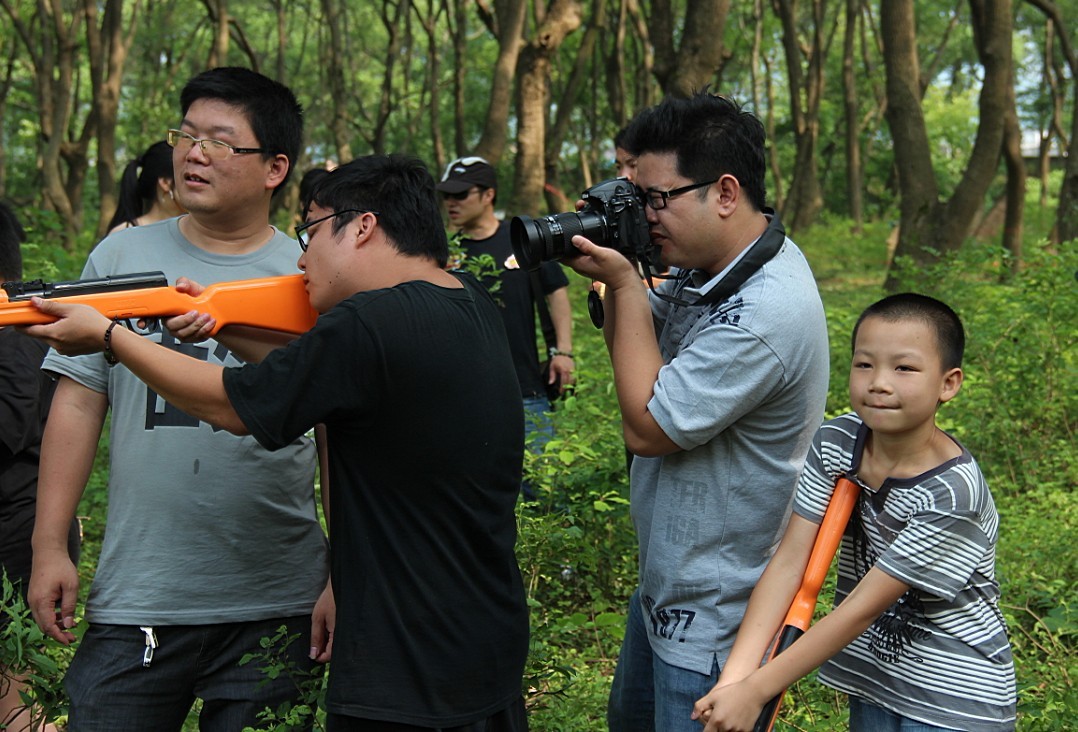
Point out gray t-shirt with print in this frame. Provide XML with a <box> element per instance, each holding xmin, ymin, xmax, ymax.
<box><xmin>42</xmin><ymin>218</ymin><xmax>328</xmax><ymax>625</ymax></box>
<box><xmin>630</xmin><ymin>234</ymin><xmax>829</xmax><ymax>675</ymax></box>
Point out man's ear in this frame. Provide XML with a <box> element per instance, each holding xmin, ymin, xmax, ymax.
<box><xmin>938</xmin><ymin>367</ymin><xmax>963</xmax><ymax>404</ymax></box>
<box><xmin>265</xmin><ymin>154</ymin><xmax>290</xmax><ymax>192</ymax></box>
<box><xmin>351</xmin><ymin>211</ymin><xmax>378</xmax><ymax>248</ymax></box>
<box><xmin>714</xmin><ymin>174</ymin><xmax>740</xmax><ymax>216</ymax></box>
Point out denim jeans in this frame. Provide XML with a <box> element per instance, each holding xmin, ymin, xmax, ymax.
<box><xmin>849</xmin><ymin>696</ymin><xmax>961</xmax><ymax>732</ymax></box>
<box><xmin>521</xmin><ymin>395</ymin><xmax>554</xmax><ymax>502</ymax></box>
<box><xmin>65</xmin><ymin>616</ymin><xmax>315</xmax><ymax>731</ymax></box>
<box><xmin>607</xmin><ymin>589</ymin><xmax>719</xmax><ymax>732</ymax></box>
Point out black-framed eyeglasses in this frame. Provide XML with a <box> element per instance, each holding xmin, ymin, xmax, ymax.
<box><xmin>643</xmin><ymin>179</ymin><xmax>718</xmax><ymax>210</ymax></box>
<box><xmin>166</xmin><ymin>129</ymin><xmax>270</xmax><ymax>161</ymax></box>
<box><xmin>441</xmin><ymin>188</ymin><xmax>479</xmax><ymax>202</ymax></box>
<box><xmin>295</xmin><ymin>209</ymin><xmax>379</xmax><ymax>251</ymax></box>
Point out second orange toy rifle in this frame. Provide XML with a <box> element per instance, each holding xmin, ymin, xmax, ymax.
<box><xmin>0</xmin><ymin>271</ymin><xmax>318</xmax><ymax>336</ymax></box>
<box><xmin>753</xmin><ymin>476</ymin><xmax>861</xmax><ymax>732</ymax></box>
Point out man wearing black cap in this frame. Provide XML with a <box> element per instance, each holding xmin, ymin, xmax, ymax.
<box><xmin>436</xmin><ymin>157</ymin><xmax>574</xmax><ymax>476</ymax></box>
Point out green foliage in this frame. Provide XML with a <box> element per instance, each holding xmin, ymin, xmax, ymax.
<box><xmin>9</xmin><ymin>222</ymin><xmax>1074</xmax><ymax>730</ymax></box>
<box><xmin>238</xmin><ymin>626</ymin><xmax>327</xmax><ymax>732</ymax></box>
<box><xmin>0</xmin><ymin>573</ymin><xmax>69</xmax><ymax>729</ymax></box>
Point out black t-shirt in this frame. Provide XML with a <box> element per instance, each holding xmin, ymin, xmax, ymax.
<box><xmin>463</xmin><ymin>221</ymin><xmax>569</xmax><ymax>397</ymax></box>
<box><xmin>0</xmin><ymin>329</ymin><xmax>54</xmax><ymax>587</ymax></box>
<box><xmin>224</xmin><ymin>273</ymin><xmax>529</xmax><ymax>726</ymax></box>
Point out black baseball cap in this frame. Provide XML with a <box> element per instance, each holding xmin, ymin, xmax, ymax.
<box><xmin>436</xmin><ymin>156</ymin><xmax>497</xmax><ymax>194</ymax></box>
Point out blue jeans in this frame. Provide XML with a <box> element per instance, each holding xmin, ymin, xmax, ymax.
<box><xmin>849</xmin><ymin>696</ymin><xmax>961</xmax><ymax>732</ymax></box>
<box><xmin>607</xmin><ymin>589</ymin><xmax>719</xmax><ymax>732</ymax></box>
<box><xmin>65</xmin><ymin>616</ymin><xmax>316</xmax><ymax>731</ymax></box>
<box><xmin>521</xmin><ymin>396</ymin><xmax>554</xmax><ymax>502</ymax></box>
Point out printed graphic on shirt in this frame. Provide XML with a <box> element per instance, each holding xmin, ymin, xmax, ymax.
<box><xmin>644</xmin><ymin>594</ymin><xmax>696</xmax><ymax>643</ymax></box>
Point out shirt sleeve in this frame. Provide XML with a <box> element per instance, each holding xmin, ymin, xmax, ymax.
<box><xmin>537</xmin><ymin>261</ymin><xmax>570</xmax><ymax>294</ymax></box>
<box><xmin>224</xmin><ymin>300</ymin><xmax>375</xmax><ymax>451</ymax></box>
<box><xmin>646</xmin><ymin>317</ymin><xmax>786</xmax><ymax>451</ymax></box>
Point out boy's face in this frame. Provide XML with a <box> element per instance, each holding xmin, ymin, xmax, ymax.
<box><xmin>849</xmin><ymin>316</ymin><xmax>962</xmax><ymax>437</ymax></box>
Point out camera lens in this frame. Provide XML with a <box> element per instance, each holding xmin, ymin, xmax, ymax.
<box><xmin>510</xmin><ymin>210</ymin><xmax>609</xmax><ymax>270</ymax></box>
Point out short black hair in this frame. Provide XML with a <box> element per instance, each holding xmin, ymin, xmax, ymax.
<box><xmin>853</xmin><ymin>293</ymin><xmax>965</xmax><ymax>370</ymax></box>
<box><xmin>310</xmin><ymin>155</ymin><xmax>449</xmax><ymax>268</ymax></box>
<box><xmin>180</xmin><ymin>67</ymin><xmax>303</xmax><ymax>190</ymax></box>
<box><xmin>622</xmin><ymin>93</ymin><xmax>767</xmax><ymax>211</ymax></box>
<box><xmin>0</xmin><ymin>200</ymin><xmax>26</xmax><ymax>281</ymax></box>
<box><xmin>613</xmin><ymin>125</ymin><xmax>630</xmax><ymax>152</ymax></box>
<box><xmin>107</xmin><ymin>140</ymin><xmax>174</xmax><ymax>231</ymax></box>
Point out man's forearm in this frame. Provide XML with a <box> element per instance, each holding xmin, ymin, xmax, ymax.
<box><xmin>606</xmin><ymin>280</ymin><xmax>678</xmax><ymax>456</ymax></box>
<box><xmin>546</xmin><ymin>287</ymin><xmax>574</xmax><ymax>353</ymax></box>
<box><xmin>109</xmin><ymin>324</ymin><xmax>248</xmax><ymax>434</ymax></box>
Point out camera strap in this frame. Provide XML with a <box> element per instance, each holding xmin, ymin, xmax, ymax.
<box><xmin>647</xmin><ymin>208</ymin><xmax>787</xmax><ymax>309</ymax></box>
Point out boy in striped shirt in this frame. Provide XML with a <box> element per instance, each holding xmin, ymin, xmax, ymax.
<box><xmin>692</xmin><ymin>293</ymin><xmax>1016</xmax><ymax>731</ymax></box>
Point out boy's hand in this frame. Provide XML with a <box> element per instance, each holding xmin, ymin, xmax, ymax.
<box><xmin>692</xmin><ymin>678</ymin><xmax>766</xmax><ymax>731</ymax></box>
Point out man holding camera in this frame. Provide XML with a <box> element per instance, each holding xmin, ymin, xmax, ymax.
<box><xmin>436</xmin><ymin>158</ymin><xmax>574</xmax><ymax>463</ymax></box>
<box><xmin>564</xmin><ymin>94</ymin><xmax>829</xmax><ymax>730</ymax></box>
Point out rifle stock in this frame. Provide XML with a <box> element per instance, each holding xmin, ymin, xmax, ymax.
<box><xmin>0</xmin><ymin>272</ymin><xmax>318</xmax><ymax>336</ymax></box>
<box><xmin>753</xmin><ymin>476</ymin><xmax>860</xmax><ymax>732</ymax></box>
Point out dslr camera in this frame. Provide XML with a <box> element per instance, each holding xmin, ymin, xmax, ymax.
<box><xmin>510</xmin><ymin>177</ymin><xmax>653</xmax><ymax>271</ymax></box>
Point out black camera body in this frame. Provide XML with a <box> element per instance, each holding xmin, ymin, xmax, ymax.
<box><xmin>510</xmin><ymin>177</ymin><xmax>653</xmax><ymax>271</ymax></box>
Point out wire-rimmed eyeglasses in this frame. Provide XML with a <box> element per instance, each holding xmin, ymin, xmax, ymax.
<box><xmin>166</xmin><ymin>129</ymin><xmax>270</xmax><ymax>161</ymax></box>
<box><xmin>295</xmin><ymin>209</ymin><xmax>379</xmax><ymax>251</ymax></box>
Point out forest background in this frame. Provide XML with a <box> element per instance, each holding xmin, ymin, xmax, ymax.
<box><xmin>0</xmin><ymin>0</ymin><xmax>1075</xmax><ymax>730</ymax></box>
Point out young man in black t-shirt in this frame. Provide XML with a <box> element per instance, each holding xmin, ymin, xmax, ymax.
<box><xmin>24</xmin><ymin>156</ymin><xmax>530</xmax><ymax>732</ymax></box>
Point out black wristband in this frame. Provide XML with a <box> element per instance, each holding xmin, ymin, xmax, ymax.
<box><xmin>103</xmin><ymin>320</ymin><xmax>121</xmax><ymax>366</ymax></box>
<box><xmin>549</xmin><ymin>347</ymin><xmax>574</xmax><ymax>359</ymax></box>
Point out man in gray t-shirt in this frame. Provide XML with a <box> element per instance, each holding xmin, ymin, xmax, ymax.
<box><xmin>28</xmin><ymin>68</ymin><xmax>330</xmax><ymax>731</ymax></box>
<box><xmin>565</xmin><ymin>94</ymin><xmax>829</xmax><ymax>732</ymax></box>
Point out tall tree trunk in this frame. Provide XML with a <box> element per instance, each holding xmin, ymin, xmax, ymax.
<box><xmin>87</xmin><ymin>0</ymin><xmax>138</xmax><ymax>240</ymax></box>
<box><xmin>1025</xmin><ymin>0</ymin><xmax>1078</xmax><ymax>242</ymax></box>
<box><xmin>545</xmin><ymin>0</ymin><xmax>605</xmax><ymax>214</ymax></box>
<box><xmin>1000</xmin><ymin>62</ymin><xmax>1025</xmax><ymax>272</ymax></box>
<box><xmin>773</xmin><ymin>0</ymin><xmax>826</xmax><ymax>232</ymax></box>
<box><xmin>882</xmin><ymin>0</ymin><xmax>1011</xmax><ymax>289</ymax></box>
<box><xmin>650</xmin><ymin>0</ymin><xmax>729</xmax><ymax>97</ymax></box>
<box><xmin>511</xmin><ymin>0</ymin><xmax>583</xmax><ymax>216</ymax></box>
<box><xmin>473</xmin><ymin>0</ymin><xmax>527</xmax><ymax>163</ymax></box>
<box><xmin>1</xmin><ymin>0</ymin><xmax>92</xmax><ymax>247</ymax></box>
<box><xmin>321</xmin><ymin>0</ymin><xmax>353</xmax><ymax>163</ymax></box>
<box><xmin>843</xmin><ymin>0</ymin><xmax>863</xmax><ymax>230</ymax></box>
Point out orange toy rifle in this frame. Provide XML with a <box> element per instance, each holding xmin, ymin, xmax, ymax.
<box><xmin>753</xmin><ymin>476</ymin><xmax>861</xmax><ymax>732</ymax></box>
<box><xmin>0</xmin><ymin>271</ymin><xmax>318</xmax><ymax>336</ymax></box>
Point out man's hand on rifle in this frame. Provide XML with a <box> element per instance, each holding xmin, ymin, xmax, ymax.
<box><xmin>163</xmin><ymin>277</ymin><xmax>216</xmax><ymax>342</ymax></box>
<box><xmin>21</xmin><ymin>299</ymin><xmax>113</xmax><ymax>356</ymax></box>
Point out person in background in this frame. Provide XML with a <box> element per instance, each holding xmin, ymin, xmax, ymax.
<box><xmin>27</xmin><ymin>67</ymin><xmax>331</xmax><ymax>732</ymax></box>
<box><xmin>106</xmin><ymin>141</ymin><xmax>185</xmax><ymax>234</ymax></box>
<box><xmin>614</xmin><ymin>126</ymin><xmax>638</xmax><ymax>182</ymax></box>
<box><xmin>692</xmin><ymin>293</ymin><xmax>1016</xmax><ymax>732</ymax></box>
<box><xmin>436</xmin><ymin>156</ymin><xmax>574</xmax><ymax>496</ymax></box>
<box><xmin>0</xmin><ymin>201</ymin><xmax>78</xmax><ymax>732</ymax></box>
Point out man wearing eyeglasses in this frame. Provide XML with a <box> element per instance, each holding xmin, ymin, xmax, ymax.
<box><xmin>563</xmin><ymin>94</ymin><xmax>829</xmax><ymax>731</ymax></box>
<box><xmin>28</xmin><ymin>67</ymin><xmax>331</xmax><ymax>731</ymax></box>
<box><xmin>435</xmin><ymin>157</ymin><xmax>574</xmax><ymax>489</ymax></box>
<box><xmin>22</xmin><ymin>154</ymin><xmax>530</xmax><ymax>732</ymax></box>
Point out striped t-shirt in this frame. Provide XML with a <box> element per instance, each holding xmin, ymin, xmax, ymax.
<box><xmin>794</xmin><ymin>413</ymin><xmax>1016</xmax><ymax>731</ymax></box>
